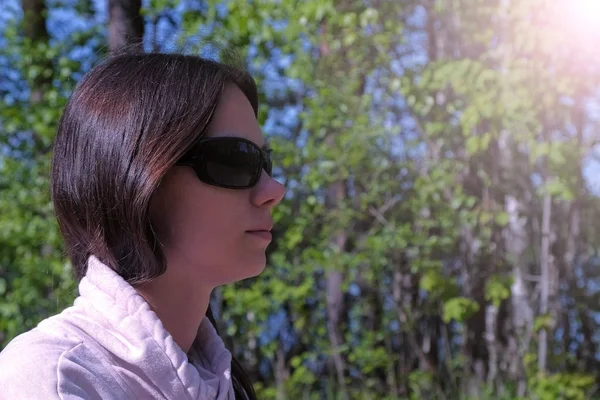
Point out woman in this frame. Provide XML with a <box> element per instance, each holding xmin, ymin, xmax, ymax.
<box><xmin>0</xmin><ymin>51</ymin><xmax>285</xmax><ymax>399</ymax></box>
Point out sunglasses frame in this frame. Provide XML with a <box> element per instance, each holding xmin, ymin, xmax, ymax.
<box><xmin>176</xmin><ymin>136</ymin><xmax>273</xmax><ymax>190</ymax></box>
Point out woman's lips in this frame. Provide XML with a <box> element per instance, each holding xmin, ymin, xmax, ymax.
<box><xmin>246</xmin><ymin>230</ymin><xmax>272</xmax><ymax>241</ymax></box>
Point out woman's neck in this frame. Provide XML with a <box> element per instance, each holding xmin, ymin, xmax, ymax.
<box><xmin>135</xmin><ymin>269</ymin><xmax>212</xmax><ymax>353</ymax></box>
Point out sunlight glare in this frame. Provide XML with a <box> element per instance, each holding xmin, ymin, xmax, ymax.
<box><xmin>567</xmin><ymin>0</ymin><xmax>600</xmax><ymax>34</ymax></box>
<box><xmin>551</xmin><ymin>0</ymin><xmax>600</xmax><ymax>59</ymax></box>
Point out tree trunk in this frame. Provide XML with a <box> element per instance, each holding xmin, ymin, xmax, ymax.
<box><xmin>315</xmin><ymin>13</ymin><xmax>351</xmax><ymax>398</ymax></box>
<box><xmin>21</xmin><ymin>0</ymin><xmax>48</xmax><ymax>41</ymax></box>
<box><xmin>579</xmin><ymin>308</ymin><xmax>598</xmax><ymax>371</ymax></box>
<box><xmin>108</xmin><ymin>0</ymin><xmax>144</xmax><ymax>53</ymax></box>
<box><xmin>275</xmin><ymin>340</ymin><xmax>289</xmax><ymax>400</ymax></box>
<box><xmin>538</xmin><ymin>192</ymin><xmax>551</xmax><ymax>373</ymax></box>
<box><xmin>21</xmin><ymin>0</ymin><xmax>53</xmax><ymax>130</ymax></box>
<box><xmin>504</xmin><ymin>194</ymin><xmax>533</xmax><ymax>397</ymax></box>
<box><xmin>325</xmin><ymin>178</ymin><xmax>348</xmax><ymax>399</ymax></box>
<box><xmin>485</xmin><ymin>303</ymin><xmax>499</xmax><ymax>386</ymax></box>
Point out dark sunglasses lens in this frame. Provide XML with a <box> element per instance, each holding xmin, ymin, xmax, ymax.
<box><xmin>202</xmin><ymin>139</ymin><xmax>262</xmax><ymax>187</ymax></box>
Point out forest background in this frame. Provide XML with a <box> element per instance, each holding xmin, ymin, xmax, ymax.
<box><xmin>1</xmin><ymin>0</ymin><xmax>600</xmax><ymax>398</ymax></box>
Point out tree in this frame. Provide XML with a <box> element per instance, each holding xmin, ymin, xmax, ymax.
<box><xmin>1</xmin><ymin>1</ymin><xmax>600</xmax><ymax>399</ymax></box>
<box><xmin>108</xmin><ymin>0</ymin><xmax>144</xmax><ymax>53</ymax></box>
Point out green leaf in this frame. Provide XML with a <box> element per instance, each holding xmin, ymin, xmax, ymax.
<box><xmin>466</xmin><ymin>136</ymin><xmax>480</xmax><ymax>154</ymax></box>
<box><xmin>484</xmin><ymin>276</ymin><xmax>512</xmax><ymax>307</ymax></box>
<box><xmin>494</xmin><ymin>211</ymin><xmax>509</xmax><ymax>227</ymax></box>
<box><xmin>442</xmin><ymin>297</ymin><xmax>480</xmax><ymax>323</ymax></box>
<box><xmin>534</xmin><ymin>314</ymin><xmax>553</xmax><ymax>332</ymax></box>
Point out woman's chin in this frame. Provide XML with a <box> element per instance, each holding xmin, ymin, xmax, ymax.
<box><xmin>222</xmin><ymin>253</ymin><xmax>267</xmax><ymax>284</ymax></box>
<box><xmin>246</xmin><ymin>254</ymin><xmax>267</xmax><ymax>278</ymax></box>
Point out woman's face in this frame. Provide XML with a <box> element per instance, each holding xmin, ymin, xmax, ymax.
<box><xmin>149</xmin><ymin>84</ymin><xmax>285</xmax><ymax>288</ymax></box>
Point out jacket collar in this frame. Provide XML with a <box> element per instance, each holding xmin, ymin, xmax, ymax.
<box><xmin>75</xmin><ymin>255</ymin><xmax>234</xmax><ymax>399</ymax></box>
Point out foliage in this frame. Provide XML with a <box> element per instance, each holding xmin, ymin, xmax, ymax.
<box><xmin>1</xmin><ymin>0</ymin><xmax>600</xmax><ymax>398</ymax></box>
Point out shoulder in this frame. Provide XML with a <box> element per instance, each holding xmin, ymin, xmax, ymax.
<box><xmin>0</xmin><ymin>325</ymin><xmax>82</xmax><ymax>398</ymax></box>
<box><xmin>0</xmin><ymin>320</ymin><xmax>127</xmax><ymax>399</ymax></box>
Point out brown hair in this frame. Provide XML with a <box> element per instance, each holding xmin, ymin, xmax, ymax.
<box><xmin>51</xmin><ymin>51</ymin><xmax>258</xmax><ymax>399</ymax></box>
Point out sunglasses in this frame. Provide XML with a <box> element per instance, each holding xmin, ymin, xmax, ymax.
<box><xmin>176</xmin><ymin>136</ymin><xmax>273</xmax><ymax>189</ymax></box>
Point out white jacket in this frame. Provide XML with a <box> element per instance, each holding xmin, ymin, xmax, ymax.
<box><xmin>0</xmin><ymin>256</ymin><xmax>235</xmax><ymax>399</ymax></box>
